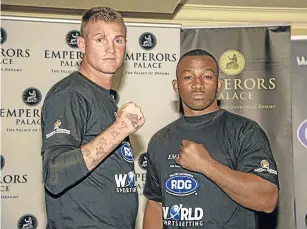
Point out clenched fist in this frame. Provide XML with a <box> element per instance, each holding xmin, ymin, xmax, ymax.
<box><xmin>115</xmin><ymin>102</ymin><xmax>145</xmax><ymax>135</ymax></box>
<box><xmin>175</xmin><ymin>140</ymin><xmax>214</xmax><ymax>173</ymax></box>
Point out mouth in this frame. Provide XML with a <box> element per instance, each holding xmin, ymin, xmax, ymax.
<box><xmin>190</xmin><ymin>92</ymin><xmax>206</xmax><ymax>99</ymax></box>
<box><xmin>102</xmin><ymin>58</ymin><xmax>116</xmax><ymax>61</ymax></box>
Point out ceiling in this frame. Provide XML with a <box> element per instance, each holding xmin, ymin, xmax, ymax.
<box><xmin>184</xmin><ymin>0</ymin><xmax>307</xmax><ymax>8</ymax></box>
<box><xmin>1</xmin><ymin>0</ymin><xmax>181</xmax><ymax>14</ymax></box>
<box><xmin>2</xmin><ymin>0</ymin><xmax>307</xmax><ymax>16</ymax></box>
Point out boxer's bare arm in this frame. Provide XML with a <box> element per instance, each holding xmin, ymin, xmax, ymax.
<box><xmin>43</xmin><ymin>102</ymin><xmax>145</xmax><ymax>195</ymax></box>
<box><xmin>143</xmin><ymin>200</ymin><xmax>163</xmax><ymax>229</ymax></box>
<box><xmin>81</xmin><ymin>102</ymin><xmax>145</xmax><ymax>171</ymax></box>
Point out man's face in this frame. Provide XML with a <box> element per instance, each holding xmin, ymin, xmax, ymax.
<box><xmin>173</xmin><ymin>55</ymin><xmax>222</xmax><ymax>114</ymax></box>
<box><xmin>78</xmin><ymin>21</ymin><xmax>126</xmax><ymax>74</ymax></box>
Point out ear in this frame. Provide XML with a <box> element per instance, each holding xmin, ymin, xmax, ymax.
<box><xmin>217</xmin><ymin>79</ymin><xmax>223</xmax><ymax>96</ymax></box>
<box><xmin>77</xmin><ymin>36</ymin><xmax>86</xmax><ymax>54</ymax></box>
<box><xmin>172</xmin><ymin>79</ymin><xmax>179</xmax><ymax>93</ymax></box>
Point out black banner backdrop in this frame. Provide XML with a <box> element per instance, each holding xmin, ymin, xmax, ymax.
<box><xmin>181</xmin><ymin>26</ymin><xmax>294</xmax><ymax>229</ymax></box>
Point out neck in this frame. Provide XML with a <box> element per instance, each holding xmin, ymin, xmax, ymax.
<box><xmin>79</xmin><ymin>57</ymin><xmax>113</xmax><ymax>89</ymax></box>
<box><xmin>183</xmin><ymin>100</ymin><xmax>220</xmax><ymax>116</ymax></box>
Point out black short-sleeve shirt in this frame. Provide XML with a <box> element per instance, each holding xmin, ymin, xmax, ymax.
<box><xmin>41</xmin><ymin>72</ymin><xmax>138</xmax><ymax>229</ymax></box>
<box><xmin>143</xmin><ymin>109</ymin><xmax>279</xmax><ymax>229</ymax></box>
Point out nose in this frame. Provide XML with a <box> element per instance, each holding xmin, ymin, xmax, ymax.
<box><xmin>191</xmin><ymin>77</ymin><xmax>204</xmax><ymax>89</ymax></box>
<box><xmin>105</xmin><ymin>40</ymin><xmax>115</xmax><ymax>54</ymax></box>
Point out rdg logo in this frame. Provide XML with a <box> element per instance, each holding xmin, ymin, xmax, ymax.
<box><xmin>297</xmin><ymin>120</ymin><xmax>307</xmax><ymax>148</ymax></box>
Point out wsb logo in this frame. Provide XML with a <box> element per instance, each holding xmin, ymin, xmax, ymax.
<box><xmin>296</xmin><ymin>56</ymin><xmax>307</xmax><ymax>66</ymax></box>
<box><xmin>163</xmin><ymin>204</ymin><xmax>204</xmax><ymax>227</ymax></box>
<box><xmin>163</xmin><ymin>205</ymin><xmax>203</xmax><ymax>221</ymax></box>
<box><xmin>114</xmin><ymin>171</ymin><xmax>137</xmax><ymax>193</ymax></box>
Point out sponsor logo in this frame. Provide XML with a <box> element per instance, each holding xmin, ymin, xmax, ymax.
<box><xmin>296</xmin><ymin>56</ymin><xmax>307</xmax><ymax>66</ymax></box>
<box><xmin>135</xmin><ymin>172</ymin><xmax>146</xmax><ymax>196</ymax></box>
<box><xmin>254</xmin><ymin>160</ymin><xmax>277</xmax><ymax>175</ymax></box>
<box><xmin>297</xmin><ymin>119</ymin><xmax>307</xmax><ymax>148</ymax></box>
<box><xmin>22</xmin><ymin>88</ymin><xmax>42</xmax><ymax>106</ymax></box>
<box><xmin>1</xmin><ymin>87</ymin><xmax>41</xmax><ymax>132</ymax></box>
<box><xmin>1</xmin><ymin>27</ymin><xmax>7</xmax><ymax>45</ymax></box>
<box><xmin>17</xmin><ymin>214</ymin><xmax>38</xmax><ymax>229</ymax></box>
<box><xmin>45</xmin><ymin>30</ymin><xmax>82</xmax><ymax>74</ymax></box>
<box><xmin>120</xmin><ymin>142</ymin><xmax>134</xmax><ymax>163</ymax></box>
<box><xmin>163</xmin><ymin>204</ymin><xmax>204</xmax><ymax>227</ymax></box>
<box><xmin>1</xmin><ymin>28</ymin><xmax>30</xmax><ymax>70</ymax></box>
<box><xmin>110</xmin><ymin>89</ymin><xmax>120</xmax><ymax>104</ymax></box>
<box><xmin>1</xmin><ymin>156</ymin><xmax>28</xmax><ymax>197</ymax></box>
<box><xmin>115</xmin><ymin>171</ymin><xmax>137</xmax><ymax>193</ymax></box>
<box><xmin>124</xmin><ymin>31</ymin><xmax>177</xmax><ymax>75</ymax></box>
<box><xmin>168</xmin><ymin>154</ymin><xmax>181</xmax><ymax>168</ymax></box>
<box><xmin>165</xmin><ymin>173</ymin><xmax>199</xmax><ymax>196</ymax></box>
<box><xmin>217</xmin><ymin>49</ymin><xmax>277</xmax><ymax>110</ymax></box>
<box><xmin>46</xmin><ymin>119</ymin><xmax>70</xmax><ymax>139</ymax></box>
<box><xmin>219</xmin><ymin>50</ymin><xmax>245</xmax><ymax>76</ymax></box>
<box><xmin>0</xmin><ymin>155</ymin><xmax>5</xmax><ymax>170</ymax></box>
<box><xmin>139</xmin><ymin>32</ymin><xmax>157</xmax><ymax>50</ymax></box>
<box><xmin>168</xmin><ymin>154</ymin><xmax>179</xmax><ymax>160</ymax></box>
<box><xmin>138</xmin><ymin>152</ymin><xmax>147</xmax><ymax>170</ymax></box>
<box><xmin>66</xmin><ymin>30</ymin><xmax>80</xmax><ymax>48</ymax></box>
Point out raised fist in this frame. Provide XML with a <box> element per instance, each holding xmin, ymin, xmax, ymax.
<box><xmin>115</xmin><ymin>102</ymin><xmax>145</xmax><ymax>134</ymax></box>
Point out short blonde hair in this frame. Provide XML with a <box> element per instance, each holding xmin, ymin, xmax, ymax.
<box><xmin>80</xmin><ymin>7</ymin><xmax>126</xmax><ymax>36</ymax></box>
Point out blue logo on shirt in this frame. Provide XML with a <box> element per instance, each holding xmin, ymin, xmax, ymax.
<box><xmin>165</xmin><ymin>173</ymin><xmax>199</xmax><ymax>196</ymax></box>
<box><xmin>120</xmin><ymin>142</ymin><xmax>134</xmax><ymax>163</ymax></box>
<box><xmin>127</xmin><ymin>171</ymin><xmax>136</xmax><ymax>188</ymax></box>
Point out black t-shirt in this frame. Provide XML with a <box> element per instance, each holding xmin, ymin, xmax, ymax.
<box><xmin>143</xmin><ymin>109</ymin><xmax>279</xmax><ymax>229</ymax></box>
<box><xmin>41</xmin><ymin>72</ymin><xmax>138</xmax><ymax>229</ymax></box>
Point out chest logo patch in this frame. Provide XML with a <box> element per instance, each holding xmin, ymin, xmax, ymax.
<box><xmin>165</xmin><ymin>173</ymin><xmax>199</xmax><ymax>196</ymax></box>
<box><xmin>46</xmin><ymin>119</ymin><xmax>70</xmax><ymax>139</ymax></box>
<box><xmin>120</xmin><ymin>142</ymin><xmax>134</xmax><ymax>163</ymax></box>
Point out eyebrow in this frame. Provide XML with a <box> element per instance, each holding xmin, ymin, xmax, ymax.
<box><xmin>92</xmin><ymin>32</ymin><xmax>106</xmax><ymax>37</ymax></box>
<box><xmin>183</xmin><ymin>68</ymin><xmax>216</xmax><ymax>74</ymax></box>
<box><xmin>114</xmin><ymin>35</ymin><xmax>126</xmax><ymax>39</ymax></box>
<box><xmin>93</xmin><ymin>33</ymin><xmax>125</xmax><ymax>38</ymax></box>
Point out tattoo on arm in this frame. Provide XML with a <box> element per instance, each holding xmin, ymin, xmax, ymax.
<box><xmin>92</xmin><ymin>137</ymin><xmax>119</xmax><ymax>167</ymax></box>
<box><xmin>96</xmin><ymin>138</ymin><xmax>107</xmax><ymax>157</ymax></box>
<box><xmin>82</xmin><ymin>147</ymin><xmax>91</xmax><ymax>158</ymax></box>
<box><xmin>111</xmin><ymin>131</ymin><xmax>120</xmax><ymax>140</ymax></box>
<box><xmin>82</xmin><ymin>123</ymin><xmax>126</xmax><ymax>170</ymax></box>
<box><xmin>119</xmin><ymin>121</ymin><xmax>128</xmax><ymax>129</ymax></box>
<box><xmin>90</xmin><ymin>157</ymin><xmax>100</xmax><ymax>167</ymax></box>
<box><xmin>126</xmin><ymin>113</ymin><xmax>139</xmax><ymax>128</ymax></box>
<box><xmin>82</xmin><ymin>147</ymin><xmax>99</xmax><ymax>167</ymax></box>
